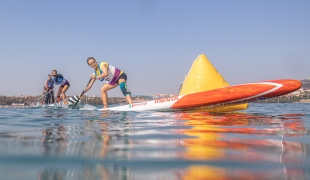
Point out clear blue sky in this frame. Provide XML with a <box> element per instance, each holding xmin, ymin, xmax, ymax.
<box><xmin>0</xmin><ymin>0</ymin><xmax>309</xmax><ymax>97</ymax></box>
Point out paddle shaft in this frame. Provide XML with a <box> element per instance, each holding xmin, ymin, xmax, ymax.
<box><xmin>37</xmin><ymin>92</ymin><xmax>50</xmax><ymax>100</ymax></box>
<box><xmin>72</xmin><ymin>78</ymin><xmax>93</xmax><ymax>109</ymax></box>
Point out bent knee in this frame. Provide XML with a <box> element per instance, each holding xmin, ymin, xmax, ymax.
<box><xmin>119</xmin><ymin>82</ymin><xmax>131</xmax><ymax>97</ymax></box>
<box><xmin>100</xmin><ymin>87</ymin><xmax>108</xmax><ymax>93</ymax></box>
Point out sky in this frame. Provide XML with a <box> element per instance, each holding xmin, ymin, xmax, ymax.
<box><xmin>0</xmin><ymin>0</ymin><xmax>309</xmax><ymax>97</ymax></box>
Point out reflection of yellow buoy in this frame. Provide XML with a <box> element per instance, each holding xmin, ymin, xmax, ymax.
<box><xmin>180</xmin><ymin>113</ymin><xmax>227</xmax><ymax>179</ymax></box>
<box><xmin>182</xmin><ymin>165</ymin><xmax>227</xmax><ymax>180</ymax></box>
<box><xmin>179</xmin><ymin>54</ymin><xmax>248</xmax><ymax>112</ymax></box>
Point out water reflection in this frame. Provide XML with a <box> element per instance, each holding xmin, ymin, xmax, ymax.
<box><xmin>0</xmin><ymin>107</ymin><xmax>309</xmax><ymax>179</ymax></box>
<box><xmin>36</xmin><ymin>110</ymin><xmax>309</xmax><ymax>179</ymax></box>
<box><xmin>178</xmin><ymin>112</ymin><xmax>308</xmax><ymax>179</ymax></box>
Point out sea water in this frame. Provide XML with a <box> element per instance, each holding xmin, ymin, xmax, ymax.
<box><xmin>0</xmin><ymin>103</ymin><xmax>309</xmax><ymax>180</ymax></box>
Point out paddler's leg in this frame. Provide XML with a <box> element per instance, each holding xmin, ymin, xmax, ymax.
<box><xmin>44</xmin><ymin>93</ymin><xmax>49</xmax><ymax>105</ymax></box>
<box><xmin>101</xmin><ymin>83</ymin><xmax>118</xmax><ymax>108</ymax></box>
<box><xmin>118</xmin><ymin>79</ymin><xmax>132</xmax><ymax>105</ymax></box>
<box><xmin>51</xmin><ymin>90</ymin><xmax>55</xmax><ymax>103</ymax></box>
<box><xmin>117</xmin><ymin>73</ymin><xmax>132</xmax><ymax>105</ymax></box>
<box><xmin>61</xmin><ymin>84</ymin><xmax>69</xmax><ymax>101</ymax></box>
<box><xmin>57</xmin><ymin>87</ymin><xmax>63</xmax><ymax>103</ymax></box>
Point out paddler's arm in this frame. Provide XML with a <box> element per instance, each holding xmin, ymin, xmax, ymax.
<box><xmin>79</xmin><ymin>77</ymin><xmax>96</xmax><ymax>98</ymax></box>
<box><xmin>43</xmin><ymin>87</ymin><xmax>47</xmax><ymax>94</ymax></box>
<box><xmin>80</xmin><ymin>74</ymin><xmax>96</xmax><ymax>97</ymax></box>
<box><xmin>44</xmin><ymin>81</ymin><xmax>48</xmax><ymax>89</ymax></box>
<box><xmin>94</xmin><ymin>63</ymin><xmax>108</xmax><ymax>79</ymax></box>
<box><xmin>80</xmin><ymin>64</ymin><xmax>108</xmax><ymax>97</ymax></box>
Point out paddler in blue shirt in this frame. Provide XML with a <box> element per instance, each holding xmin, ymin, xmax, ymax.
<box><xmin>43</xmin><ymin>75</ymin><xmax>55</xmax><ymax>104</ymax></box>
<box><xmin>48</xmin><ymin>69</ymin><xmax>70</xmax><ymax>103</ymax></box>
<box><xmin>80</xmin><ymin>57</ymin><xmax>133</xmax><ymax>108</ymax></box>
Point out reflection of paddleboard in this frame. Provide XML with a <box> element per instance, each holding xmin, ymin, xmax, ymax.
<box><xmin>98</xmin><ymin>79</ymin><xmax>301</xmax><ymax>112</ymax></box>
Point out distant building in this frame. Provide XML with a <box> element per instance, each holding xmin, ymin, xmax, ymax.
<box><xmin>12</xmin><ymin>103</ymin><xmax>25</xmax><ymax>108</ymax></box>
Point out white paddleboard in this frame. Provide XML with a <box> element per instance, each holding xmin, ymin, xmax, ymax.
<box><xmin>97</xmin><ymin>79</ymin><xmax>301</xmax><ymax>112</ymax></box>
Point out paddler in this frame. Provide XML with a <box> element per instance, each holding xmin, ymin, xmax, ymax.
<box><xmin>48</xmin><ymin>69</ymin><xmax>70</xmax><ymax>103</ymax></box>
<box><xmin>43</xmin><ymin>74</ymin><xmax>55</xmax><ymax>104</ymax></box>
<box><xmin>80</xmin><ymin>57</ymin><xmax>133</xmax><ymax>108</ymax></box>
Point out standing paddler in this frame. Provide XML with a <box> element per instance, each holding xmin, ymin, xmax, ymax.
<box><xmin>43</xmin><ymin>74</ymin><xmax>55</xmax><ymax>104</ymax></box>
<box><xmin>80</xmin><ymin>57</ymin><xmax>133</xmax><ymax>108</ymax></box>
<box><xmin>48</xmin><ymin>69</ymin><xmax>70</xmax><ymax>103</ymax></box>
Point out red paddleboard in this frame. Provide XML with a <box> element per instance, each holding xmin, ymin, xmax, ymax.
<box><xmin>171</xmin><ymin>79</ymin><xmax>301</xmax><ymax>109</ymax></box>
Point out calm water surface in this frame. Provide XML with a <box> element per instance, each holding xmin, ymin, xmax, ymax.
<box><xmin>0</xmin><ymin>103</ymin><xmax>309</xmax><ymax>180</ymax></box>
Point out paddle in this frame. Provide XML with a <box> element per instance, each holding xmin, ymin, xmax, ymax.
<box><xmin>37</xmin><ymin>92</ymin><xmax>50</xmax><ymax>101</ymax></box>
<box><xmin>72</xmin><ymin>78</ymin><xmax>93</xmax><ymax>109</ymax></box>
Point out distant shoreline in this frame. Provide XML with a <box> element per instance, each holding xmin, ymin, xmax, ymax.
<box><xmin>299</xmin><ymin>99</ymin><xmax>310</xmax><ymax>103</ymax></box>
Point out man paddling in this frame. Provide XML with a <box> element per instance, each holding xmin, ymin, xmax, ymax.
<box><xmin>48</xmin><ymin>69</ymin><xmax>70</xmax><ymax>103</ymax></box>
<box><xmin>80</xmin><ymin>57</ymin><xmax>133</xmax><ymax>108</ymax></box>
<box><xmin>43</xmin><ymin>75</ymin><xmax>55</xmax><ymax>104</ymax></box>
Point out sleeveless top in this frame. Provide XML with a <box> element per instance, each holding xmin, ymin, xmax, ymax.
<box><xmin>93</xmin><ymin>62</ymin><xmax>123</xmax><ymax>85</ymax></box>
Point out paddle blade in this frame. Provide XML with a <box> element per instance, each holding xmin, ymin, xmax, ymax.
<box><xmin>72</xmin><ymin>78</ymin><xmax>92</xmax><ymax>109</ymax></box>
<box><xmin>71</xmin><ymin>95</ymin><xmax>82</xmax><ymax>109</ymax></box>
<box><xmin>67</xmin><ymin>95</ymin><xmax>79</xmax><ymax>105</ymax></box>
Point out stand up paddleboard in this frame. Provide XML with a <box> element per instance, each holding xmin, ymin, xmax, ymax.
<box><xmin>98</xmin><ymin>79</ymin><xmax>301</xmax><ymax>112</ymax></box>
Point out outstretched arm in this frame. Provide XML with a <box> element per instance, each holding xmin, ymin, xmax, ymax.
<box><xmin>80</xmin><ymin>77</ymin><xmax>96</xmax><ymax>97</ymax></box>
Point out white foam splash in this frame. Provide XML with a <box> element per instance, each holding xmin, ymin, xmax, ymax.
<box><xmin>79</xmin><ymin>104</ymin><xmax>97</xmax><ymax>111</ymax></box>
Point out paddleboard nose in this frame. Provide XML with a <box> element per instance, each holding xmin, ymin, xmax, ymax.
<box><xmin>281</xmin><ymin>79</ymin><xmax>302</xmax><ymax>90</ymax></box>
<box><xmin>264</xmin><ymin>79</ymin><xmax>302</xmax><ymax>98</ymax></box>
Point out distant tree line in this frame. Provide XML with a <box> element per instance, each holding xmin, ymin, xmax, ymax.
<box><xmin>301</xmin><ymin>79</ymin><xmax>310</xmax><ymax>89</ymax></box>
<box><xmin>255</xmin><ymin>95</ymin><xmax>307</xmax><ymax>103</ymax></box>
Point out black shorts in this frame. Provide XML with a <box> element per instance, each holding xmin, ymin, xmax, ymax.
<box><xmin>117</xmin><ymin>73</ymin><xmax>127</xmax><ymax>82</ymax></box>
<box><xmin>60</xmin><ymin>81</ymin><xmax>70</xmax><ymax>87</ymax></box>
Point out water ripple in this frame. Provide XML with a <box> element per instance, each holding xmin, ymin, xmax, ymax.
<box><xmin>0</xmin><ymin>103</ymin><xmax>309</xmax><ymax>179</ymax></box>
